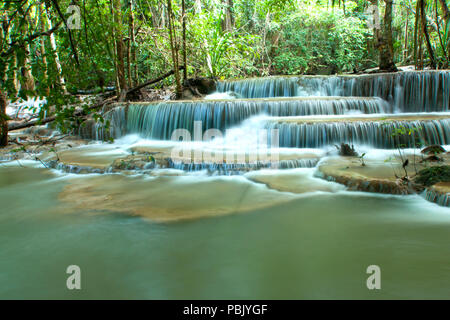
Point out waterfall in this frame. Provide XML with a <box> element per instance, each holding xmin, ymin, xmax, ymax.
<box><xmin>217</xmin><ymin>77</ymin><xmax>300</xmax><ymax>98</ymax></box>
<box><xmin>266</xmin><ymin>119</ymin><xmax>450</xmax><ymax>149</ymax></box>
<box><xmin>123</xmin><ymin>98</ymin><xmax>387</xmax><ymax>139</ymax></box>
<box><xmin>67</xmin><ymin>70</ymin><xmax>450</xmax><ymax>198</ymax></box>
<box><xmin>424</xmin><ymin>188</ymin><xmax>450</xmax><ymax>207</ymax></box>
<box><xmin>218</xmin><ymin>71</ymin><xmax>450</xmax><ymax>112</ymax></box>
<box><xmin>168</xmin><ymin>159</ymin><xmax>318</xmax><ymax>175</ymax></box>
<box><xmin>79</xmin><ymin>71</ymin><xmax>450</xmax><ymax>144</ymax></box>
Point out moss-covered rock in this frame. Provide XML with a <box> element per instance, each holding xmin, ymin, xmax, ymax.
<box><xmin>414</xmin><ymin>166</ymin><xmax>450</xmax><ymax>187</ymax></box>
<box><xmin>421</xmin><ymin>145</ymin><xmax>446</xmax><ymax>155</ymax></box>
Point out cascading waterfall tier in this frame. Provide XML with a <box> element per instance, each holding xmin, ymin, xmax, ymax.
<box><xmin>89</xmin><ymin>97</ymin><xmax>386</xmax><ymax>140</ymax></box>
<box><xmin>217</xmin><ymin>77</ymin><xmax>301</xmax><ymax>98</ymax></box>
<box><xmin>424</xmin><ymin>187</ymin><xmax>450</xmax><ymax>207</ymax></box>
<box><xmin>168</xmin><ymin>159</ymin><xmax>319</xmax><ymax>175</ymax></box>
<box><xmin>266</xmin><ymin>115</ymin><xmax>450</xmax><ymax>149</ymax></box>
<box><xmin>72</xmin><ymin>71</ymin><xmax>450</xmax><ymax>202</ymax></box>
<box><xmin>218</xmin><ymin>71</ymin><xmax>450</xmax><ymax>112</ymax></box>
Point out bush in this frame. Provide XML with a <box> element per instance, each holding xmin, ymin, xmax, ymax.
<box><xmin>415</xmin><ymin>166</ymin><xmax>450</xmax><ymax>187</ymax></box>
<box><xmin>269</xmin><ymin>6</ymin><xmax>371</xmax><ymax>75</ymax></box>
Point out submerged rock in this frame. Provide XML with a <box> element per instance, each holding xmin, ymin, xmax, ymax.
<box><xmin>56</xmin><ymin>173</ymin><xmax>298</xmax><ymax>222</ymax></box>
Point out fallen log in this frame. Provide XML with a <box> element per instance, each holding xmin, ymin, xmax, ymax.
<box><xmin>125</xmin><ymin>66</ymin><xmax>185</xmax><ymax>96</ymax></box>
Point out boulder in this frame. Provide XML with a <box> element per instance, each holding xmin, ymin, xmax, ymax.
<box><xmin>421</xmin><ymin>145</ymin><xmax>446</xmax><ymax>155</ymax></box>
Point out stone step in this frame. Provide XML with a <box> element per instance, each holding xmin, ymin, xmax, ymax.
<box><xmin>42</xmin><ymin>143</ymin><xmax>321</xmax><ymax>175</ymax></box>
<box><xmin>266</xmin><ymin>113</ymin><xmax>450</xmax><ymax>124</ymax></box>
<box><xmin>264</xmin><ymin>114</ymin><xmax>450</xmax><ymax>149</ymax></box>
<box><xmin>115</xmin><ymin>96</ymin><xmax>387</xmax><ymax>105</ymax></box>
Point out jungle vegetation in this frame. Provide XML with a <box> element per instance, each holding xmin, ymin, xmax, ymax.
<box><xmin>1</xmin><ymin>0</ymin><xmax>450</xmax><ymax>146</ymax></box>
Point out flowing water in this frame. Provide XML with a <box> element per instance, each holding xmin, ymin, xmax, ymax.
<box><xmin>1</xmin><ymin>164</ymin><xmax>450</xmax><ymax>299</ymax></box>
<box><xmin>1</xmin><ymin>71</ymin><xmax>450</xmax><ymax>299</ymax></box>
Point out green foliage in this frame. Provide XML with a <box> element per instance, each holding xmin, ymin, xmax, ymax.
<box><xmin>1</xmin><ymin>0</ymin><xmax>449</xmax><ymax>141</ymax></box>
<box><xmin>188</xmin><ymin>5</ymin><xmax>260</xmax><ymax>78</ymax></box>
<box><xmin>271</xmin><ymin>6</ymin><xmax>371</xmax><ymax>74</ymax></box>
<box><xmin>415</xmin><ymin>166</ymin><xmax>450</xmax><ymax>187</ymax></box>
<box><xmin>390</xmin><ymin>125</ymin><xmax>422</xmax><ymax>149</ymax></box>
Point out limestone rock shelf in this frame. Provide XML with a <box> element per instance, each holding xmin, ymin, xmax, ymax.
<box><xmin>317</xmin><ymin>154</ymin><xmax>450</xmax><ymax>206</ymax></box>
<box><xmin>267</xmin><ymin>113</ymin><xmax>450</xmax><ymax>124</ymax></box>
<box><xmin>424</xmin><ymin>183</ymin><xmax>450</xmax><ymax>207</ymax></box>
<box><xmin>112</xmin><ymin>96</ymin><xmax>388</xmax><ymax>105</ymax></box>
<box><xmin>41</xmin><ymin>144</ymin><xmax>321</xmax><ymax>175</ymax></box>
<box><xmin>265</xmin><ymin>114</ymin><xmax>450</xmax><ymax>149</ymax></box>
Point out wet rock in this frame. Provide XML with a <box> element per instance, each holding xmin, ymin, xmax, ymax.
<box><xmin>46</xmin><ymin>160</ymin><xmax>59</xmax><ymax>168</ymax></box>
<box><xmin>110</xmin><ymin>154</ymin><xmax>159</xmax><ymax>172</ymax></box>
<box><xmin>184</xmin><ymin>78</ymin><xmax>217</xmax><ymax>94</ymax></box>
<box><xmin>420</xmin><ymin>155</ymin><xmax>443</xmax><ymax>163</ymax></box>
<box><xmin>24</xmin><ymin>126</ymin><xmax>53</xmax><ymax>137</ymax></box>
<box><xmin>421</xmin><ymin>145</ymin><xmax>446</xmax><ymax>155</ymax></box>
<box><xmin>143</xmin><ymin>162</ymin><xmax>155</xmax><ymax>170</ymax></box>
<box><xmin>317</xmin><ymin>156</ymin><xmax>450</xmax><ymax>197</ymax></box>
<box><xmin>336</xmin><ymin>143</ymin><xmax>358</xmax><ymax>157</ymax></box>
<box><xmin>182</xmin><ymin>88</ymin><xmax>195</xmax><ymax>99</ymax></box>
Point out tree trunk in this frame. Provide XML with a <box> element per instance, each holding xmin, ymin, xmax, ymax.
<box><xmin>0</xmin><ymin>88</ymin><xmax>7</xmax><ymax>147</ymax></box>
<box><xmin>50</xmin><ymin>0</ymin><xmax>79</xmax><ymax>66</ymax></box>
<box><xmin>19</xmin><ymin>9</ymin><xmax>36</xmax><ymax>93</ymax></box>
<box><xmin>420</xmin><ymin>0</ymin><xmax>436</xmax><ymax>69</ymax></box>
<box><xmin>379</xmin><ymin>0</ymin><xmax>397</xmax><ymax>71</ymax></box>
<box><xmin>7</xmin><ymin>51</ymin><xmax>18</xmax><ymax>97</ymax></box>
<box><xmin>414</xmin><ymin>0</ymin><xmax>420</xmax><ymax>68</ymax></box>
<box><xmin>419</xmin><ymin>27</ymin><xmax>424</xmax><ymax>69</ymax></box>
<box><xmin>113</xmin><ymin>0</ymin><xmax>127</xmax><ymax>99</ymax></box>
<box><xmin>435</xmin><ymin>0</ymin><xmax>448</xmax><ymax>65</ymax></box>
<box><xmin>167</xmin><ymin>0</ymin><xmax>182</xmax><ymax>98</ymax></box>
<box><xmin>20</xmin><ymin>43</ymin><xmax>35</xmax><ymax>92</ymax></box>
<box><xmin>129</xmin><ymin>0</ymin><xmax>137</xmax><ymax>86</ymax></box>
<box><xmin>182</xmin><ymin>0</ymin><xmax>188</xmax><ymax>83</ymax></box>
<box><xmin>127</xmin><ymin>32</ymin><xmax>132</xmax><ymax>88</ymax></box>
<box><xmin>39</xmin><ymin>4</ymin><xmax>50</xmax><ymax>96</ymax></box>
<box><xmin>439</xmin><ymin>0</ymin><xmax>450</xmax><ymax>57</ymax></box>
<box><xmin>45</xmin><ymin>4</ymin><xmax>67</xmax><ymax>93</ymax></box>
<box><xmin>438</xmin><ymin>0</ymin><xmax>450</xmax><ymax>25</ymax></box>
<box><xmin>222</xmin><ymin>0</ymin><xmax>234</xmax><ymax>32</ymax></box>
<box><xmin>403</xmin><ymin>7</ymin><xmax>409</xmax><ymax>62</ymax></box>
<box><xmin>110</xmin><ymin>0</ymin><xmax>120</xmax><ymax>94</ymax></box>
<box><xmin>0</xmin><ymin>28</ymin><xmax>7</xmax><ymax>147</ymax></box>
<box><xmin>127</xmin><ymin>0</ymin><xmax>133</xmax><ymax>87</ymax></box>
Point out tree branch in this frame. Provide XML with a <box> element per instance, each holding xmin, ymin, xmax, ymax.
<box><xmin>125</xmin><ymin>66</ymin><xmax>185</xmax><ymax>95</ymax></box>
<box><xmin>1</xmin><ymin>21</ymin><xmax>62</xmax><ymax>57</ymax></box>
